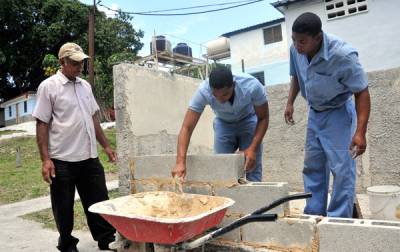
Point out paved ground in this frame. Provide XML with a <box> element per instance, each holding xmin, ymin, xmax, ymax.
<box><xmin>0</xmin><ymin>121</ymin><xmax>116</xmax><ymax>140</ymax></box>
<box><xmin>1</xmin><ymin>184</ymin><xmax>372</xmax><ymax>252</ymax></box>
<box><xmin>0</xmin><ymin>180</ymin><xmax>118</xmax><ymax>252</ymax></box>
<box><xmin>289</xmin><ymin>192</ymin><xmax>371</xmax><ymax>218</ymax></box>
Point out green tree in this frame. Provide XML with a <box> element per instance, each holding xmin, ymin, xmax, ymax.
<box><xmin>88</xmin><ymin>11</ymin><xmax>143</xmax><ymax>115</ymax></box>
<box><xmin>0</xmin><ymin>0</ymin><xmax>90</xmax><ymax>99</ymax></box>
<box><xmin>0</xmin><ymin>0</ymin><xmax>143</xmax><ymax>115</ymax></box>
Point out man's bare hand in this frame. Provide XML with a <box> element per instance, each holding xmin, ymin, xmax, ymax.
<box><xmin>243</xmin><ymin>148</ymin><xmax>256</xmax><ymax>172</ymax></box>
<box><xmin>284</xmin><ymin>104</ymin><xmax>295</xmax><ymax>125</ymax></box>
<box><xmin>172</xmin><ymin>163</ymin><xmax>186</xmax><ymax>179</ymax></box>
<box><xmin>104</xmin><ymin>146</ymin><xmax>117</xmax><ymax>162</ymax></box>
<box><xmin>42</xmin><ymin>159</ymin><xmax>55</xmax><ymax>184</ymax></box>
<box><xmin>350</xmin><ymin>132</ymin><xmax>367</xmax><ymax>158</ymax></box>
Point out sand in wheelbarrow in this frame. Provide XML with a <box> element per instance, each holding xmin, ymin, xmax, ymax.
<box><xmin>116</xmin><ymin>191</ymin><xmax>227</xmax><ymax>219</ymax></box>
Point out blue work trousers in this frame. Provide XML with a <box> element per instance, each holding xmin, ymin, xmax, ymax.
<box><xmin>303</xmin><ymin>100</ymin><xmax>356</xmax><ymax>217</ymax></box>
<box><xmin>213</xmin><ymin>115</ymin><xmax>262</xmax><ymax>181</ymax></box>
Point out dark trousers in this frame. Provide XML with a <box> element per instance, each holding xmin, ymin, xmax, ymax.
<box><xmin>50</xmin><ymin>158</ymin><xmax>115</xmax><ymax>251</ymax></box>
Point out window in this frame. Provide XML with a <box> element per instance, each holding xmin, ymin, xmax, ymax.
<box><xmin>250</xmin><ymin>71</ymin><xmax>265</xmax><ymax>86</ymax></box>
<box><xmin>8</xmin><ymin>106</ymin><xmax>12</xmax><ymax>117</ymax></box>
<box><xmin>24</xmin><ymin>101</ymin><xmax>27</xmax><ymax>113</ymax></box>
<box><xmin>263</xmin><ymin>25</ymin><xmax>282</xmax><ymax>45</ymax></box>
<box><xmin>325</xmin><ymin>0</ymin><xmax>368</xmax><ymax>20</ymax></box>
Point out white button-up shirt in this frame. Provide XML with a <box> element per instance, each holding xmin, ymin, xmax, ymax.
<box><xmin>33</xmin><ymin>71</ymin><xmax>100</xmax><ymax>161</ymax></box>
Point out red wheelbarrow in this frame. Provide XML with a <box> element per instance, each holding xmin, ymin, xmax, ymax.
<box><xmin>89</xmin><ymin>191</ymin><xmax>311</xmax><ymax>250</ymax></box>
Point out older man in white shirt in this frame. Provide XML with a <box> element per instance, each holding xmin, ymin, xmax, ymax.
<box><xmin>33</xmin><ymin>42</ymin><xmax>116</xmax><ymax>252</ymax></box>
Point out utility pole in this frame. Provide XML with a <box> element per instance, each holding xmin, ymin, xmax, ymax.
<box><xmin>88</xmin><ymin>0</ymin><xmax>95</xmax><ymax>86</ymax></box>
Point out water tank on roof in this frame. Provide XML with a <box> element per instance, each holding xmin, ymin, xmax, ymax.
<box><xmin>206</xmin><ymin>37</ymin><xmax>230</xmax><ymax>60</ymax></box>
<box><xmin>173</xmin><ymin>43</ymin><xmax>193</xmax><ymax>58</ymax></box>
<box><xmin>150</xmin><ymin>35</ymin><xmax>172</xmax><ymax>54</ymax></box>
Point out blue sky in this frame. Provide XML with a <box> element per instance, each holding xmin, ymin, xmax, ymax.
<box><xmin>80</xmin><ymin>0</ymin><xmax>283</xmax><ymax>57</ymax></box>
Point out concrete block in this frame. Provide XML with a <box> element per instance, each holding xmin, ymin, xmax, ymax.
<box><xmin>185</xmin><ymin>154</ymin><xmax>244</xmax><ymax>182</ymax></box>
<box><xmin>133</xmin><ymin>180</ymin><xmax>159</xmax><ymax>193</ymax></box>
<box><xmin>217</xmin><ymin>214</ymin><xmax>242</xmax><ymax>242</ymax></box>
<box><xmin>132</xmin><ymin>155</ymin><xmax>175</xmax><ymax>180</ymax></box>
<box><xmin>214</xmin><ymin>182</ymin><xmax>289</xmax><ymax>215</ymax></box>
<box><xmin>134</xmin><ymin>179</ymin><xmax>213</xmax><ymax>196</ymax></box>
<box><xmin>318</xmin><ymin>217</ymin><xmax>400</xmax><ymax>252</ymax></box>
<box><xmin>157</xmin><ymin>181</ymin><xmax>212</xmax><ymax>195</ymax></box>
<box><xmin>183</xmin><ymin>183</ymin><xmax>213</xmax><ymax>195</ymax></box>
<box><xmin>242</xmin><ymin>215</ymin><xmax>318</xmax><ymax>251</ymax></box>
<box><xmin>160</xmin><ymin>183</ymin><xmax>212</xmax><ymax>195</ymax></box>
<box><xmin>133</xmin><ymin>154</ymin><xmax>244</xmax><ymax>182</ymax></box>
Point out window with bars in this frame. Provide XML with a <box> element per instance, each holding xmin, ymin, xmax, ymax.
<box><xmin>263</xmin><ymin>25</ymin><xmax>282</xmax><ymax>45</ymax></box>
<box><xmin>250</xmin><ymin>71</ymin><xmax>265</xmax><ymax>85</ymax></box>
<box><xmin>325</xmin><ymin>0</ymin><xmax>368</xmax><ymax>20</ymax></box>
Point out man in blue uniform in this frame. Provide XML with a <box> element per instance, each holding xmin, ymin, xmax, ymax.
<box><xmin>172</xmin><ymin>66</ymin><xmax>269</xmax><ymax>182</ymax></box>
<box><xmin>284</xmin><ymin>12</ymin><xmax>371</xmax><ymax>217</ymax></box>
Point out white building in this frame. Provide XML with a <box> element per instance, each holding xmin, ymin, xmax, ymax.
<box><xmin>272</xmin><ymin>0</ymin><xmax>400</xmax><ymax>72</ymax></box>
<box><xmin>207</xmin><ymin>18</ymin><xmax>290</xmax><ymax>86</ymax></box>
<box><xmin>0</xmin><ymin>92</ymin><xmax>37</xmax><ymax>126</ymax></box>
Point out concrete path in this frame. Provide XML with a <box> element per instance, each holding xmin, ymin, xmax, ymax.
<box><xmin>0</xmin><ymin>180</ymin><xmax>118</xmax><ymax>252</ymax></box>
<box><xmin>0</xmin><ymin>121</ymin><xmax>116</xmax><ymax>140</ymax></box>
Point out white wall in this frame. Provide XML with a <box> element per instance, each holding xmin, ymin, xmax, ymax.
<box><xmin>229</xmin><ymin>22</ymin><xmax>290</xmax><ymax>85</ymax></box>
<box><xmin>280</xmin><ymin>0</ymin><xmax>400</xmax><ymax>71</ymax></box>
<box><xmin>5</xmin><ymin>104</ymin><xmax>16</xmax><ymax>121</ymax></box>
<box><xmin>114</xmin><ymin>64</ymin><xmax>215</xmax><ymax>152</ymax></box>
<box><xmin>4</xmin><ymin>96</ymin><xmax>36</xmax><ymax>121</ymax></box>
<box><xmin>26</xmin><ymin>98</ymin><xmax>36</xmax><ymax>115</ymax></box>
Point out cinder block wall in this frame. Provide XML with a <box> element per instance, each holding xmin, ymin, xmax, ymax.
<box><xmin>367</xmin><ymin>68</ymin><xmax>400</xmax><ymax>186</ymax></box>
<box><xmin>113</xmin><ymin>64</ymin><xmax>215</xmax><ymax>194</ymax></box>
<box><xmin>113</xmin><ymin>64</ymin><xmax>400</xmax><ymax>251</ymax></box>
<box><xmin>114</xmin><ymin>64</ymin><xmax>400</xmax><ymax>193</ymax></box>
<box><xmin>264</xmin><ymin>67</ymin><xmax>400</xmax><ymax>191</ymax></box>
<box><xmin>130</xmin><ymin>153</ymin><xmax>324</xmax><ymax>251</ymax></box>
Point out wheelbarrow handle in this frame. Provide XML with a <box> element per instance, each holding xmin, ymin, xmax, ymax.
<box><xmin>179</xmin><ymin>192</ymin><xmax>312</xmax><ymax>250</ymax></box>
<box><xmin>180</xmin><ymin>213</ymin><xmax>277</xmax><ymax>250</ymax></box>
<box><xmin>211</xmin><ymin>213</ymin><xmax>277</xmax><ymax>239</ymax></box>
<box><xmin>252</xmin><ymin>192</ymin><xmax>312</xmax><ymax>215</ymax></box>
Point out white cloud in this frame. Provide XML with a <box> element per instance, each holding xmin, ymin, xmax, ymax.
<box><xmin>167</xmin><ymin>14</ymin><xmax>207</xmax><ymax>37</ymax></box>
<box><xmin>170</xmin><ymin>24</ymin><xmax>188</xmax><ymax>36</ymax></box>
<box><xmin>97</xmin><ymin>3</ymin><xmax>119</xmax><ymax>18</ymax></box>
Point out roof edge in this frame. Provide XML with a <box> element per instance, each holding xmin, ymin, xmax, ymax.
<box><xmin>0</xmin><ymin>92</ymin><xmax>36</xmax><ymax>108</ymax></box>
<box><xmin>271</xmin><ymin>0</ymin><xmax>308</xmax><ymax>8</ymax></box>
<box><xmin>222</xmin><ymin>17</ymin><xmax>285</xmax><ymax>38</ymax></box>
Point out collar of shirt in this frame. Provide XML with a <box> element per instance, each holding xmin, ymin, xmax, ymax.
<box><xmin>56</xmin><ymin>70</ymin><xmax>82</xmax><ymax>85</ymax></box>
<box><xmin>309</xmin><ymin>32</ymin><xmax>330</xmax><ymax>66</ymax></box>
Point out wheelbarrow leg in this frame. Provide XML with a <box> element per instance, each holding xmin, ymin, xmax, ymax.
<box><xmin>111</xmin><ymin>233</ymin><xmax>150</xmax><ymax>252</ymax></box>
<box><xmin>153</xmin><ymin>244</ymin><xmax>181</xmax><ymax>252</ymax></box>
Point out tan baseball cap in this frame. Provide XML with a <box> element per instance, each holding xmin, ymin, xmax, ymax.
<box><xmin>58</xmin><ymin>42</ymin><xmax>89</xmax><ymax>61</ymax></box>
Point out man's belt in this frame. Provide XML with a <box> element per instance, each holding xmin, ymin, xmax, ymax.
<box><xmin>310</xmin><ymin>106</ymin><xmax>328</xmax><ymax>113</ymax></box>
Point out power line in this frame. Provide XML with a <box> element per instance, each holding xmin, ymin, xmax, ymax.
<box><xmin>98</xmin><ymin>0</ymin><xmax>266</xmax><ymax>16</ymax></box>
<box><xmin>134</xmin><ymin>0</ymin><xmax>257</xmax><ymax>14</ymax></box>
<box><xmin>163</xmin><ymin>33</ymin><xmax>206</xmax><ymax>48</ymax></box>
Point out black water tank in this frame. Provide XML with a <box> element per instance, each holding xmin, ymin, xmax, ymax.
<box><xmin>173</xmin><ymin>43</ymin><xmax>192</xmax><ymax>57</ymax></box>
<box><xmin>150</xmin><ymin>36</ymin><xmax>171</xmax><ymax>54</ymax></box>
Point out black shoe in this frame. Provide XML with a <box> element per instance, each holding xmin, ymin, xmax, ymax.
<box><xmin>58</xmin><ymin>236</ymin><xmax>79</xmax><ymax>252</ymax></box>
<box><xmin>63</xmin><ymin>245</ymin><xmax>79</xmax><ymax>252</ymax></box>
<box><xmin>98</xmin><ymin>236</ymin><xmax>116</xmax><ymax>251</ymax></box>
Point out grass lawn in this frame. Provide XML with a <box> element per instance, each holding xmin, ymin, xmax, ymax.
<box><xmin>0</xmin><ymin>128</ymin><xmax>117</xmax><ymax>205</ymax></box>
<box><xmin>22</xmin><ymin>190</ymin><xmax>121</xmax><ymax>231</ymax></box>
<box><xmin>0</xmin><ymin>130</ymin><xmax>24</xmax><ymax>136</ymax></box>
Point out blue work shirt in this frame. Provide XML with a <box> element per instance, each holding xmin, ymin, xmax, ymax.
<box><xmin>290</xmin><ymin>32</ymin><xmax>368</xmax><ymax>111</ymax></box>
<box><xmin>189</xmin><ymin>73</ymin><xmax>267</xmax><ymax>123</ymax></box>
